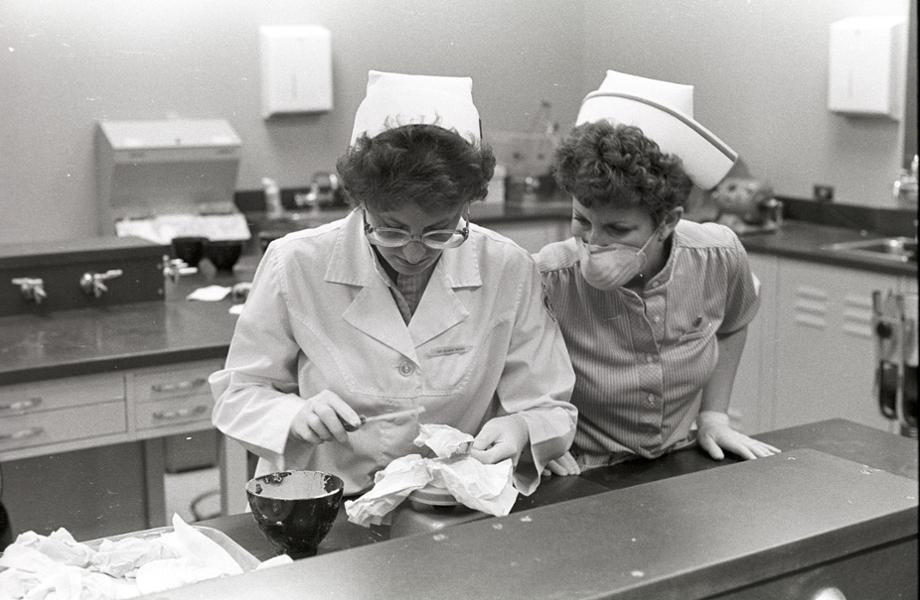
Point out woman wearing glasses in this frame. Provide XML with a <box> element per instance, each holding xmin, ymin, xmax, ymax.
<box><xmin>210</xmin><ymin>71</ymin><xmax>577</xmax><ymax>497</ymax></box>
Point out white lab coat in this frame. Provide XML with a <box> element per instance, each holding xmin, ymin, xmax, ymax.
<box><xmin>210</xmin><ymin>209</ymin><xmax>576</xmax><ymax>495</ymax></box>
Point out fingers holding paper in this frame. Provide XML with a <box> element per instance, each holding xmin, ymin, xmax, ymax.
<box><xmin>470</xmin><ymin>415</ymin><xmax>530</xmax><ymax>466</ymax></box>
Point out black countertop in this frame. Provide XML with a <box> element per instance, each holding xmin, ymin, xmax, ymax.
<box><xmin>172</xmin><ymin>419</ymin><xmax>917</xmax><ymax>600</ymax></box>
<box><xmin>0</xmin><ymin>209</ymin><xmax>914</xmax><ymax>386</ymax></box>
<box><xmin>197</xmin><ymin>419</ymin><xmax>918</xmax><ymax>563</ymax></box>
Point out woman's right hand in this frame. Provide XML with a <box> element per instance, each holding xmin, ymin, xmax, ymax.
<box><xmin>290</xmin><ymin>390</ymin><xmax>362</xmax><ymax>445</ymax></box>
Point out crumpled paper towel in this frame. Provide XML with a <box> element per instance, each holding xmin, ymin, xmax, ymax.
<box><xmin>0</xmin><ymin>513</ymin><xmax>287</xmax><ymax>600</ymax></box>
<box><xmin>344</xmin><ymin>424</ymin><xmax>518</xmax><ymax>527</ymax></box>
<box><xmin>186</xmin><ymin>285</ymin><xmax>232</xmax><ymax>302</ymax></box>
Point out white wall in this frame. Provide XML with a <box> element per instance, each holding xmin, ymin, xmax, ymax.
<box><xmin>582</xmin><ymin>0</ymin><xmax>911</xmax><ymax>208</ymax></box>
<box><xmin>0</xmin><ymin>0</ymin><xmax>912</xmax><ymax>245</ymax></box>
<box><xmin>0</xmin><ymin>0</ymin><xmax>585</xmax><ymax>244</ymax></box>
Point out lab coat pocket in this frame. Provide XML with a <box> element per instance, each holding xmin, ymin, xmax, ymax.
<box><xmin>421</xmin><ymin>341</ymin><xmax>479</xmax><ymax>394</ymax></box>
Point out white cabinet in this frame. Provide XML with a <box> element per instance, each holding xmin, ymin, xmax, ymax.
<box><xmin>737</xmin><ymin>254</ymin><xmax>905</xmax><ymax>434</ymax></box>
<box><xmin>730</xmin><ymin>253</ymin><xmax>778</xmax><ymax>434</ymax></box>
<box><xmin>0</xmin><ymin>360</ymin><xmax>246</xmax><ymax>538</ymax></box>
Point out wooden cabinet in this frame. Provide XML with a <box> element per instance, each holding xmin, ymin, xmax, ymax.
<box><xmin>734</xmin><ymin>253</ymin><xmax>906</xmax><ymax>434</ymax></box>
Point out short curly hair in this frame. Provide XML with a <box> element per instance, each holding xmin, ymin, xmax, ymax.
<box><xmin>553</xmin><ymin>121</ymin><xmax>692</xmax><ymax>226</ymax></box>
<box><xmin>336</xmin><ymin>124</ymin><xmax>496</xmax><ymax>213</ymax></box>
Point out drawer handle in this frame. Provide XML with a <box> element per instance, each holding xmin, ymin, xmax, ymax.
<box><xmin>0</xmin><ymin>426</ymin><xmax>44</xmax><ymax>441</ymax></box>
<box><xmin>0</xmin><ymin>397</ymin><xmax>42</xmax><ymax>412</ymax></box>
<box><xmin>152</xmin><ymin>405</ymin><xmax>209</xmax><ymax>421</ymax></box>
<box><xmin>151</xmin><ymin>378</ymin><xmax>207</xmax><ymax>394</ymax></box>
<box><xmin>811</xmin><ymin>587</ymin><xmax>847</xmax><ymax>600</ymax></box>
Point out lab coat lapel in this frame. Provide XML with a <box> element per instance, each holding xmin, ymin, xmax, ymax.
<box><xmin>326</xmin><ymin>211</ymin><xmax>420</xmax><ymax>363</ymax></box>
<box><xmin>408</xmin><ymin>232</ymin><xmax>482</xmax><ymax>347</ymax></box>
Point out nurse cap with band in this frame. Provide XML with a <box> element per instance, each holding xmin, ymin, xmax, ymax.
<box><xmin>576</xmin><ymin>70</ymin><xmax>737</xmax><ymax>190</ymax></box>
<box><xmin>349</xmin><ymin>70</ymin><xmax>482</xmax><ymax>146</ymax></box>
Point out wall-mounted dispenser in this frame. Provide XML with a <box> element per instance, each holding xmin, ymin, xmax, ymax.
<box><xmin>827</xmin><ymin>16</ymin><xmax>906</xmax><ymax>119</ymax></box>
<box><xmin>260</xmin><ymin>25</ymin><xmax>333</xmax><ymax>118</ymax></box>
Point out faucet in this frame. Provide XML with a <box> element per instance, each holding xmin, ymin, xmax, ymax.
<box><xmin>80</xmin><ymin>269</ymin><xmax>123</xmax><ymax>298</ymax></box>
<box><xmin>11</xmin><ymin>277</ymin><xmax>47</xmax><ymax>304</ymax></box>
<box><xmin>893</xmin><ymin>154</ymin><xmax>918</xmax><ymax>206</ymax></box>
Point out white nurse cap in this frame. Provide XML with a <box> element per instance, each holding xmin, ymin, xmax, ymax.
<box><xmin>576</xmin><ymin>70</ymin><xmax>737</xmax><ymax>190</ymax></box>
<box><xmin>349</xmin><ymin>70</ymin><xmax>482</xmax><ymax>146</ymax></box>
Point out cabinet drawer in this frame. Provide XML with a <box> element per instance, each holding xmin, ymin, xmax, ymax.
<box><xmin>0</xmin><ymin>401</ymin><xmax>127</xmax><ymax>452</ymax></box>
<box><xmin>135</xmin><ymin>396</ymin><xmax>214</xmax><ymax>430</ymax></box>
<box><xmin>0</xmin><ymin>373</ymin><xmax>124</xmax><ymax>415</ymax></box>
<box><xmin>133</xmin><ymin>362</ymin><xmax>221</xmax><ymax>403</ymax></box>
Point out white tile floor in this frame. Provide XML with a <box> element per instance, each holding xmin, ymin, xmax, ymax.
<box><xmin>163</xmin><ymin>466</ymin><xmax>221</xmax><ymax>523</ymax></box>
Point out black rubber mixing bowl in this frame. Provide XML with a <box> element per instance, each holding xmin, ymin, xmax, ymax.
<box><xmin>246</xmin><ymin>470</ymin><xmax>344</xmax><ymax>558</ymax></box>
<box><xmin>204</xmin><ymin>240</ymin><xmax>244</xmax><ymax>272</ymax></box>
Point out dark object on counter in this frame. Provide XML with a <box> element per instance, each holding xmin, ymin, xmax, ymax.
<box><xmin>246</xmin><ymin>470</ymin><xmax>344</xmax><ymax>558</ymax></box>
<box><xmin>204</xmin><ymin>240</ymin><xmax>244</xmax><ymax>272</ymax></box>
<box><xmin>171</xmin><ymin>236</ymin><xmax>208</xmax><ymax>267</ymax></box>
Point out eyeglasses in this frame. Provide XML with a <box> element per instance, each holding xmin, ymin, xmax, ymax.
<box><xmin>362</xmin><ymin>208</ymin><xmax>470</xmax><ymax>250</ymax></box>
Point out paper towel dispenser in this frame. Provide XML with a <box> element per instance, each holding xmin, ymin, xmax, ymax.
<box><xmin>95</xmin><ymin>119</ymin><xmax>242</xmax><ymax>235</ymax></box>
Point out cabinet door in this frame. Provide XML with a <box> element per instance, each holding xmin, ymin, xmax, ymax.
<box><xmin>772</xmin><ymin>259</ymin><xmax>900</xmax><ymax>431</ymax></box>
<box><xmin>730</xmin><ymin>253</ymin><xmax>778</xmax><ymax>434</ymax></box>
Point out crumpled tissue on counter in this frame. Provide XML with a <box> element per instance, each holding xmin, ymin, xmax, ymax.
<box><xmin>185</xmin><ymin>285</ymin><xmax>232</xmax><ymax>302</ymax></box>
<box><xmin>344</xmin><ymin>424</ymin><xmax>518</xmax><ymax>527</ymax></box>
<box><xmin>0</xmin><ymin>513</ymin><xmax>286</xmax><ymax>600</ymax></box>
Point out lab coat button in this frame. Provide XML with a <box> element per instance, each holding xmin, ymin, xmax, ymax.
<box><xmin>398</xmin><ymin>362</ymin><xmax>415</xmax><ymax>376</ymax></box>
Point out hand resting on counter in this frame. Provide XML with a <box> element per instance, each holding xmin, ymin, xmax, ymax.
<box><xmin>697</xmin><ymin>411</ymin><xmax>781</xmax><ymax>461</ymax></box>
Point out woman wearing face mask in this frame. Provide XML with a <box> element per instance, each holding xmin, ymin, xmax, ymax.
<box><xmin>535</xmin><ymin>71</ymin><xmax>779</xmax><ymax>475</ymax></box>
<box><xmin>210</xmin><ymin>71</ymin><xmax>576</xmax><ymax>497</ymax></box>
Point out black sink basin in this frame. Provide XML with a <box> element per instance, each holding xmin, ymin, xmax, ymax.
<box><xmin>822</xmin><ymin>237</ymin><xmax>917</xmax><ymax>263</ymax></box>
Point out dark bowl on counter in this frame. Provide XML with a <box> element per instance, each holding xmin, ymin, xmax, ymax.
<box><xmin>204</xmin><ymin>240</ymin><xmax>244</xmax><ymax>272</ymax></box>
<box><xmin>246</xmin><ymin>470</ymin><xmax>344</xmax><ymax>559</ymax></box>
<box><xmin>171</xmin><ymin>236</ymin><xmax>208</xmax><ymax>267</ymax></box>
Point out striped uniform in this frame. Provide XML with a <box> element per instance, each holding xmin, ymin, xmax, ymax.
<box><xmin>534</xmin><ymin>220</ymin><xmax>760</xmax><ymax>464</ymax></box>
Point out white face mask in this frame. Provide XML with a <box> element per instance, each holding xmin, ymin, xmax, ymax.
<box><xmin>577</xmin><ymin>228</ymin><xmax>659</xmax><ymax>291</ymax></box>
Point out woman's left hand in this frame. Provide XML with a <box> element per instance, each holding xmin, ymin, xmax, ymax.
<box><xmin>470</xmin><ymin>415</ymin><xmax>530</xmax><ymax>466</ymax></box>
<box><xmin>697</xmin><ymin>411</ymin><xmax>781</xmax><ymax>461</ymax></box>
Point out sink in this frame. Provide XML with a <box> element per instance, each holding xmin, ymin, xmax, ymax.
<box><xmin>822</xmin><ymin>236</ymin><xmax>917</xmax><ymax>263</ymax></box>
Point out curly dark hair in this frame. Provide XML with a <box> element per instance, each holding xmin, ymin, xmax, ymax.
<box><xmin>336</xmin><ymin>124</ymin><xmax>496</xmax><ymax>213</ymax></box>
<box><xmin>553</xmin><ymin>121</ymin><xmax>692</xmax><ymax>226</ymax></box>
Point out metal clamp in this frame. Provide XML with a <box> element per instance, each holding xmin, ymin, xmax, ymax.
<box><xmin>161</xmin><ymin>255</ymin><xmax>189</xmax><ymax>284</ymax></box>
<box><xmin>80</xmin><ymin>269</ymin><xmax>123</xmax><ymax>298</ymax></box>
<box><xmin>11</xmin><ymin>277</ymin><xmax>47</xmax><ymax>304</ymax></box>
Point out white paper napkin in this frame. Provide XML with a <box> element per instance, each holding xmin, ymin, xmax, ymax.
<box><xmin>186</xmin><ymin>285</ymin><xmax>231</xmax><ymax>302</ymax></box>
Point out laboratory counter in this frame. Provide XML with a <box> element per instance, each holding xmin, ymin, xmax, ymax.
<box><xmin>158</xmin><ymin>419</ymin><xmax>918</xmax><ymax>599</ymax></box>
<box><xmin>1</xmin><ymin>210</ymin><xmax>914</xmax><ymax>386</ymax></box>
